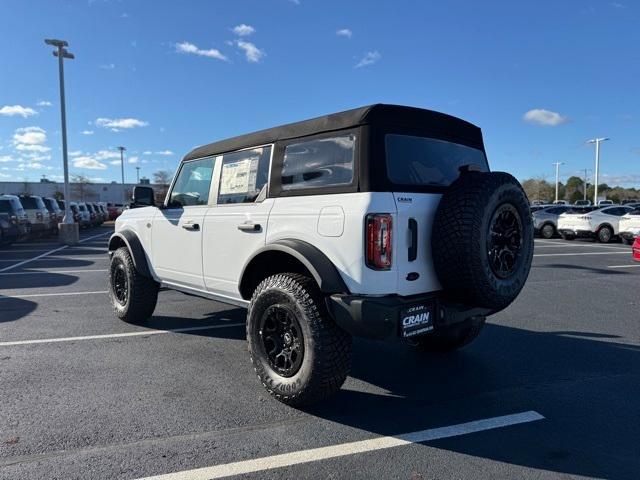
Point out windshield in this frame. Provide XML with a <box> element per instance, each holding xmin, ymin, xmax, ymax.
<box><xmin>385</xmin><ymin>134</ymin><xmax>488</xmax><ymax>187</ymax></box>
<box><xmin>0</xmin><ymin>200</ymin><xmax>13</xmax><ymax>213</ymax></box>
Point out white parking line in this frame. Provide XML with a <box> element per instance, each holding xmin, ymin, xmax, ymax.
<box><xmin>0</xmin><ymin>322</ymin><xmax>244</xmax><ymax>347</ymax></box>
<box><xmin>533</xmin><ymin>251</ymin><xmax>630</xmax><ymax>257</ymax></box>
<box><xmin>0</xmin><ymin>256</ymin><xmax>107</xmax><ymax>262</ymax></box>
<box><xmin>608</xmin><ymin>264</ymin><xmax>640</xmax><ymax>269</ymax></box>
<box><xmin>134</xmin><ymin>411</ymin><xmax>544</xmax><ymax>480</ymax></box>
<box><xmin>534</xmin><ymin>243</ymin><xmax>627</xmax><ymax>249</ymax></box>
<box><xmin>0</xmin><ymin>290</ymin><xmax>108</xmax><ymax>299</ymax></box>
<box><xmin>0</xmin><ymin>231</ymin><xmax>111</xmax><ymax>273</ymax></box>
<box><xmin>0</xmin><ymin>269</ymin><xmax>107</xmax><ymax>276</ymax></box>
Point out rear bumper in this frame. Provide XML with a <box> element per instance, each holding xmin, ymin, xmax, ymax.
<box><xmin>326</xmin><ymin>292</ymin><xmax>491</xmax><ymax>341</ymax></box>
<box><xmin>558</xmin><ymin>228</ymin><xmax>594</xmax><ymax>238</ymax></box>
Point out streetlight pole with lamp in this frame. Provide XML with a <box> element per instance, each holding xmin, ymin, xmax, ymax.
<box><xmin>44</xmin><ymin>38</ymin><xmax>79</xmax><ymax>245</ymax></box>
<box><xmin>587</xmin><ymin>138</ymin><xmax>609</xmax><ymax>205</ymax></box>
<box><xmin>552</xmin><ymin>162</ymin><xmax>564</xmax><ymax>203</ymax></box>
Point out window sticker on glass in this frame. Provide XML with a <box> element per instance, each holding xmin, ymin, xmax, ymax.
<box><xmin>220</xmin><ymin>158</ymin><xmax>257</xmax><ymax>195</ymax></box>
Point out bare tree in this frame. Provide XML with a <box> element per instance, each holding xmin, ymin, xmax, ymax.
<box><xmin>71</xmin><ymin>174</ymin><xmax>92</xmax><ymax>201</ymax></box>
<box><xmin>153</xmin><ymin>170</ymin><xmax>173</xmax><ymax>202</ymax></box>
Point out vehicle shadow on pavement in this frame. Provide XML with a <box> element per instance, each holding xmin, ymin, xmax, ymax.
<box><xmin>0</xmin><ymin>297</ymin><xmax>37</xmax><ymax>323</ymax></box>
<box><xmin>148</xmin><ymin>309</ymin><xmax>246</xmax><ymax>341</ymax></box>
<box><xmin>0</xmin><ymin>271</ymin><xmax>80</xmax><ymax>291</ymax></box>
<box><xmin>305</xmin><ymin>323</ymin><xmax>640</xmax><ymax>480</ymax></box>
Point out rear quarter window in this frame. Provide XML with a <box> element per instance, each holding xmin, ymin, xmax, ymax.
<box><xmin>385</xmin><ymin>134</ymin><xmax>488</xmax><ymax>187</ymax></box>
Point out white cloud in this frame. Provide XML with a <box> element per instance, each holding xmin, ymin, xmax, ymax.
<box><xmin>175</xmin><ymin>41</ymin><xmax>227</xmax><ymax>61</ymax></box>
<box><xmin>109</xmin><ymin>160</ymin><xmax>121</xmax><ymax>166</ymax></box>
<box><xmin>143</xmin><ymin>150</ymin><xmax>153</xmax><ymax>155</ymax></box>
<box><xmin>236</xmin><ymin>40</ymin><xmax>265</xmax><ymax>63</ymax></box>
<box><xmin>0</xmin><ymin>105</ymin><xmax>37</xmax><ymax>118</ymax></box>
<box><xmin>523</xmin><ymin>109</ymin><xmax>568</xmax><ymax>126</ymax></box>
<box><xmin>94</xmin><ymin>150</ymin><xmax>121</xmax><ymax>160</ymax></box>
<box><xmin>68</xmin><ymin>150</ymin><xmax>82</xmax><ymax>157</ymax></box>
<box><xmin>96</xmin><ymin>117</ymin><xmax>149</xmax><ymax>130</ymax></box>
<box><xmin>336</xmin><ymin>29</ymin><xmax>352</xmax><ymax>38</ymax></box>
<box><xmin>233</xmin><ymin>24</ymin><xmax>255</xmax><ymax>36</ymax></box>
<box><xmin>37</xmin><ymin>100</ymin><xmax>53</xmax><ymax>107</ymax></box>
<box><xmin>0</xmin><ymin>173</ymin><xmax>10</xmax><ymax>179</ymax></box>
<box><xmin>13</xmin><ymin>126</ymin><xmax>47</xmax><ymax>146</ymax></box>
<box><xmin>18</xmin><ymin>161</ymin><xmax>49</xmax><ymax>170</ymax></box>
<box><xmin>73</xmin><ymin>156</ymin><xmax>108</xmax><ymax>170</ymax></box>
<box><xmin>0</xmin><ymin>155</ymin><xmax>13</xmax><ymax>163</ymax></box>
<box><xmin>81</xmin><ymin>130</ymin><xmax>94</xmax><ymax>135</ymax></box>
<box><xmin>355</xmin><ymin>51</ymin><xmax>381</xmax><ymax>68</ymax></box>
<box><xmin>156</xmin><ymin>150</ymin><xmax>174</xmax><ymax>156</ymax></box>
<box><xmin>15</xmin><ymin>144</ymin><xmax>51</xmax><ymax>153</ymax></box>
<box><xmin>99</xmin><ymin>63</ymin><xmax>116</xmax><ymax>70</ymax></box>
<box><xmin>128</xmin><ymin>156</ymin><xmax>139</xmax><ymax>164</ymax></box>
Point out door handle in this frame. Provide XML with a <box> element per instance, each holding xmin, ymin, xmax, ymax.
<box><xmin>181</xmin><ymin>222</ymin><xmax>200</xmax><ymax>231</ymax></box>
<box><xmin>237</xmin><ymin>222</ymin><xmax>261</xmax><ymax>232</ymax></box>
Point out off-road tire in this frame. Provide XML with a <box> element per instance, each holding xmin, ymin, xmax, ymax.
<box><xmin>597</xmin><ymin>226</ymin><xmax>613</xmax><ymax>244</ymax></box>
<box><xmin>411</xmin><ymin>316</ymin><xmax>485</xmax><ymax>353</ymax></box>
<box><xmin>431</xmin><ymin>171</ymin><xmax>534</xmax><ymax>312</ymax></box>
<box><xmin>247</xmin><ymin>273</ymin><xmax>352</xmax><ymax>406</ymax></box>
<box><xmin>108</xmin><ymin>247</ymin><xmax>159</xmax><ymax>323</ymax></box>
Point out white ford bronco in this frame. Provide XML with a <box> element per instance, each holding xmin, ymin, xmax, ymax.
<box><xmin>108</xmin><ymin>104</ymin><xmax>533</xmax><ymax>405</ymax></box>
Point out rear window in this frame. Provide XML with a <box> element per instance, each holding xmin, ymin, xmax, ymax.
<box><xmin>43</xmin><ymin>198</ymin><xmax>59</xmax><ymax>211</ymax></box>
<box><xmin>20</xmin><ymin>197</ymin><xmax>39</xmax><ymax>209</ymax></box>
<box><xmin>78</xmin><ymin>204</ymin><xmax>87</xmax><ymax>211</ymax></box>
<box><xmin>0</xmin><ymin>200</ymin><xmax>13</xmax><ymax>213</ymax></box>
<box><xmin>281</xmin><ymin>134</ymin><xmax>355</xmax><ymax>191</ymax></box>
<box><xmin>385</xmin><ymin>135</ymin><xmax>488</xmax><ymax>187</ymax></box>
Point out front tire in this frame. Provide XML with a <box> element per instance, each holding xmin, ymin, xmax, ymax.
<box><xmin>108</xmin><ymin>247</ymin><xmax>159</xmax><ymax>323</ymax></box>
<box><xmin>247</xmin><ymin>273</ymin><xmax>352</xmax><ymax>406</ymax></box>
<box><xmin>411</xmin><ymin>317</ymin><xmax>485</xmax><ymax>353</ymax></box>
<box><xmin>540</xmin><ymin>223</ymin><xmax>556</xmax><ymax>239</ymax></box>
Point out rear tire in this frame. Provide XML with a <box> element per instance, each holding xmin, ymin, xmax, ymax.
<box><xmin>108</xmin><ymin>247</ymin><xmax>159</xmax><ymax>323</ymax></box>
<box><xmin>621</xmin><ymin>237</ymin><xmax>633</xmax><ymax>246</ymax></box>
<box><xmin>540</xmin><ymin>223</ymin><xmax>555</xmax><ymax>239</ymax></box>
<box><xmin>597</xmin><ymin>226</ymin><xmax>613</xmax><ymax>243</ymax></box>
<box><xmin>247</xmin><ymin>273</ymin><xmax>352</xmax><ymax>406</ymax></box>
<box><xmin>411</xmin><ymin>317</ymin><xmax>485</xmax><ymax>353</ymax></box>
<box><xmin>560</xmin><ymin>233</ymin><xmax>575</xmax><ymax>241</ymax></box>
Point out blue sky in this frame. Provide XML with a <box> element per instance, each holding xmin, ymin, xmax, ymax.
<box><xmin>0</xmin><ymin>0</ymin><xmax>638</xmax><ymax>187</ymax></box>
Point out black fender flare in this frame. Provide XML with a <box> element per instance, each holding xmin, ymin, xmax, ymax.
<box><xmin>239</xmin><ymin>239</ymin><xmax>349</xmax><ymax>298</ymax></box>
<box><xmin>108</xmin><ymin>230</ymin><xmax>151</xmax><ymax>278</ymax></box>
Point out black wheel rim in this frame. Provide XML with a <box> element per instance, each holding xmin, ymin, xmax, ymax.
<box><xmin>487</xmin><ymin>204</ymin><xmax>523</xmax><ymax>279</ymax></box>
<box><xmin>258</xmin><ymin>304</ymin><xmax>304</xmax><ymax>377</ymax></box>
<box><xmin>111</xmin><ymin>260</ymin><xmax>128</xmax><ymax>305</ymax></box>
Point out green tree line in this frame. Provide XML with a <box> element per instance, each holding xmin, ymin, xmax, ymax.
<box><xmin>522</xmin><ymin>176</ymin><xmax>640</xmax><ymax>204</ymax></box>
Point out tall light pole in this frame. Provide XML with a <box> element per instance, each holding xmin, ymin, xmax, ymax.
<box><xmin>136</xmin><ymin>166</ymin><xmax>140</xmax><ymax>184</ymax></box>
<box><xmin>587</xmin><ymin>138</ymin><xmax>609</xmax><ymax>205</ymax></box>
<box><xmin>117</xmin><ymin>146</ymin><xmax>126</xmax><ymax>205</ymax></box>
<box><xmin>45</xmin><ymin>38</ymin><xmax>78</xmax><ymax>244</ymax></box>
<box><xmin>552</xmin><ymin>162</ymin><xmax>564</xmax><ymax>203</ymax></box>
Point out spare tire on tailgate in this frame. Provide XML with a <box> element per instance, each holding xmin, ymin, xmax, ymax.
<box><xmin>431</xmin><ymin>170</ymin><xmax>533</xmax><ymax>312</ymax></box>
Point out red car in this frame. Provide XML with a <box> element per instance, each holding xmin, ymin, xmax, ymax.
<box><xmin>633</xmin><ymin>237</ymin><xmax>640</xmax><ymax>262</ymax></box>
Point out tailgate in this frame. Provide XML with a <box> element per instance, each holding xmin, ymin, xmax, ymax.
<box><xmin>392</xmin><ymin>193</ymin><xmax>443</xmax><ymax>296</ymax></box>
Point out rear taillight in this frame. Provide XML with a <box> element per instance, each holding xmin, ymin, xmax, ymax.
<box><xmin>365</xmin><ymin>213</ymin><xmax>393</xmax><ymax>270</ymax></box>
<box><xmin>9</xmin><ymin>214</ymin><xmax>17</xmax><ymax>225</ymax></box>
<box><xmin>36</xmin><ymin>211</ymin><xmax>43</xmax><ymax>220</ymax></box>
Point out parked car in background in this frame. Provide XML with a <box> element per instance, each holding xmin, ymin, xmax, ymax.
<box><xmin>106</xmin><ymin>203</ymin><xmax>123</xmax><ymax>220</ymax></box>
<box><xmin>552</xmin><ymin>200</ymin><xmax>568</xmax><ymax>205</ymax></box>
<box><xmin>532</xmin><ymin>205</ymin><xmax>573</xmax><ymax>238</ymax></box>
<box><xmin>75</xmin><ymin>202</ymin><xmax>91</xmax><ymax>228</ymax></box>
<box><xmin>597</xmin><ymin>200</ymin><xmax>614</xmax><ymax>206</ymax></box>
<box><xmin>558</xmin><ymin>205</ymin><xmax>634</xmax><ymax>242</ymax></box>
<box><xmin>633</xmin><ymin>237</ymin><xmax>640</xmax><ymax>262</ymax></box>
<box><xmin>43</xmin><ymin>197</ymin><xmax>63</xmax><ymax>229</ymax></box>
<box><xmin>18</xmin><ymin>195</ymin><xmax>52</xmax><ymax>236</ymax></box>
<box><xmin>574</xmin><ymin>199</ymin><xmax>591</xmax><ymax>206</ymax></box>
<box><xmin>0</xmin><ymin>195</ymin><xmax>30</xmax><ymax>238</ymax></box>
<box><xmin>95</xmin><ymin>203</ymin><xmax>108</xmax><ymax>223</ymax></box>
<box><xmin>619</xmin><ymin>208</ymin><xmax>640</xmax><ymax>245</ymax></box>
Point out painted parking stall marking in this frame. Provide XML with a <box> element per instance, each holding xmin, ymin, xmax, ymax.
<box><xmin>134</xmin><ymin>411</ymin><xmax>544</xmax><ymax>480</ymax></box>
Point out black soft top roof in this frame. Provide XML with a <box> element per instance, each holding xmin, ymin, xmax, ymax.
<box><xmin>184</xmin><ymin>104</ymin><xmax>482</xmax><ymax>161</ymax></box>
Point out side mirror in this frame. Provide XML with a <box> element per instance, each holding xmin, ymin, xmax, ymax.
<box><xmin>132</xmin><ymin>186</ymin><xmax>155</xmax><ymax>208</ymax></box>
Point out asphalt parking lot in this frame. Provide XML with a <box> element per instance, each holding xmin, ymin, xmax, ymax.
<box><xmin>0</xmin><ymin>227</ymin><xmax>638</xmax><ymax>480</ymax></box>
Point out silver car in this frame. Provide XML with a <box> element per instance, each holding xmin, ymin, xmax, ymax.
<box><xmin>533</xmin><ymin>205</ymin><xmax>574</xmax><ymax>239</ymax></box>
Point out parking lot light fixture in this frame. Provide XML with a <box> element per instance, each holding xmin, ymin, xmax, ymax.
<box><xmin>552</xmin><ymin>162</ymin><xmax>565</xmax><ymax>203</ymax></box>
<box><xmin>117</xmin><ymin>146</ymin><xmax>126</xmax><ymax>205</ymax></box>
<box><xmin>45</xmin><ymin>37</ymin><xmax>78</xmax><ymax>245</ymax></box>
<box><xmin>587</xmin><ymin>138</ymin><xmax>610</xmax><ymax>204</ymax></box>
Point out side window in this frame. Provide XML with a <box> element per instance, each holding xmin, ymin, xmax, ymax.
<box><xmin>281</xmin><ymin>134</ymin><xmax>356</xmax><ymax>191</ymax></box>
<box><xmin>217</xmin><ymin>145</ymin><xmax>272</xmax><ymax>204</ymax></box>
<box><xmin>168</xmin><ymin>157</ymin><xmax>214</xmax><ymax>207</ymax></box>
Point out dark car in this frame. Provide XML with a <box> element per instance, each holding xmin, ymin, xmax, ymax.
<box><xmin>0</xmin><ymin>212</ymin><xmax>20</xmax><ymax>245</ymax></box>
<box><xmin>0</xmin><ymin>195</ymin><xmax>31</xmax><ymax>238</ymax></box>
<box><xmin>43</xmin><ymin>197</ymin><xmax>63</xmax><ymax>229</ymax></box>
